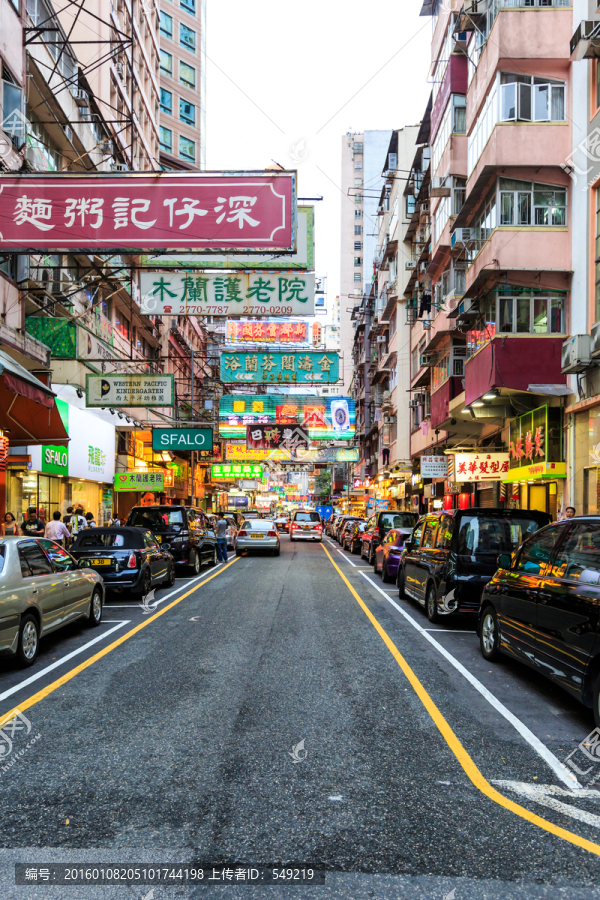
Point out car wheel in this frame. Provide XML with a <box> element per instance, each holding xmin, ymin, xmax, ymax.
<box><xmin>17</xmin><ymin>614</ymin><xmax>39</xmax><ymax>667</ymax></box>
<box><xmin>87</xmin><ymin>588</ymin><xmax>103</xmax><ymax>627</ymax></box>
<box><xmin>426</xmin><ymin>583</ymin><xmax>439</xmax><ymax>623</ymax></box>
<box><xmin>141</xmin><ymin>567</ymin><xmax>152</xmax><ymax>596</ymax></box>
<box><xmin>209</xmin><ymin>547</ymin><xmax>218</xmax><ymax>567</ymax></box>
<box><xmin>166</xmin><ymin>563</ymin><xmax>176</xmax><ymax>587</ymax></box>
<box><xmin>397</xmin><ymin>568</ymin><xmax>406</xmax><ymax>599</ymax></box>
<box><xmin>236</xmin><ymin>549</ymin><xmax>243</xmax><ymax>557</ymax></box>
<box><xmin>382</xmin><ymin>560</ymin><xmax>392</xmax><ymax>584</ymax></box>
<box><xmin>369</xmin><ymin>546</ymin><xmax>375</xmax><ymax>566</ymax></box>
<box><xmin>274</xmin><ymin>546</ymin><xmax>281</xmax><ymax>557</ymax></box>
<box><xmin>189</xmin><ymin>549</ymin><xmax>201</xmax><ymax>576</ymax></box>
<box><xmin>480</xmin><ymin>606</ymin><xmax>500</xmax><ymax>662</ymax></box>
<box><xmin>361</xmin><ymin>543</ymin><xmax>367</xmax><ymax>560</ymax></box>
<box><xmin>373</xmin><ymin>554</ymin><xmax>379</xmax><ymax>574</ymax></box>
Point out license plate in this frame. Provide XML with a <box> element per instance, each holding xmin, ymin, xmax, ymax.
<box><xmin>155</xmin><ymin>535</ymin><xmax>162</xmax><ymax>543</ymax></box>
<box><xmin>89</xmin><ymin>558</ymin><xmax>111</xmax><ymax>566</ymax></box>
<box><xmin>251</xmin><ymin>534</ymin><xmax>264</xmax><ymax>539</ymax></box>
<box><xmin>303</xmin><ymin>526</ymin><xmax>310</xmax><ymax>530</ymax></box>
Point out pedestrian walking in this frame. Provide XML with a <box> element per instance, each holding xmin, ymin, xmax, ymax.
<box><xmin>215</xmin><ymin>512</ymin><xmax>229</xmax><ymax>562</ymax></box>
<box><xmin>21</xmin><ymin>507</ymin><xmax>45</xmax><ymax>536</ymax></box>
<box><xmin>1</xmin><ymin>512</ymin><xmax>18</xmax><ymax>536</ymax></box>
<box><xmin>44</xmin><ymin>511</ymin><xmax>71</xmax><ymax>546</ymax></box>
<box><xmin>85</xmin><ymin>512</ymin><xmax>97</xmax><ymax>528</ymax></box>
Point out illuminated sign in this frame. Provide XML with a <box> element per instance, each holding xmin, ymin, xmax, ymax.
<box><xmin>218</xmin><ymin>395</ymin><xmax>355</xmax><ymax>442</ymax></box>
<box><xmin>211</xmin><ymin>463</ymin><xmax>264</xmax><ymax>480</ymax></box>
<box><xmin>221</xmin><ymin>351</ymin><xmax>338</xmax><ymax>384</ymax></box>
<box><xmin>226</xmin><ymin>320</ymin><xmax>309</xmax><ymax>344</ymax></box>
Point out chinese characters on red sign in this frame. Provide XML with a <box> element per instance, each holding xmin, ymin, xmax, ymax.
<box><xmin>0</xmin><ymin>173</ymin><xmax>295</xmax><ymax>250</ymax></box>
<box><xmin>226</xmin><ymin>320</ymin><xmax>308</xmax><ymax>344</ymax></box>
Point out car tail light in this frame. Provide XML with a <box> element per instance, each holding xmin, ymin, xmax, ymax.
<box><xmin>291</xmin><ymin>523</ymin><xmax>299</xmax><ymax>530</ymax></box>
<box><xmin>127</xmin><ymin>552</ymin><xmax>137</xmax><ymax>568</ymax></box>
<box><xmin>267</xmin><ymin>530</ymin><xmax>277</xmax><ymax>537</ymax></box>
<box><xmin>238</xmin><ymin>529</ymin><xmax>247</xmax><ymax>537</ymax></box>
<box><xmin>316</xmin><ymin>524</ymin><xmax>323</xmax><ymax>531</ymax></box>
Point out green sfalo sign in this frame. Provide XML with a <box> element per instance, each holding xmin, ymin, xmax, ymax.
<box><xmin>151</xmin><ymin>428</ymin><xmax>213</xmax><ymax>452</ymax></box>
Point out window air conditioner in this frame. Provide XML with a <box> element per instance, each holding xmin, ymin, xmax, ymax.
<box><xmin>451</xmin><ymin>228</ymin><xmax>477</xmax><ymax>249</ymax></box>
<box><xmin>115</xmin><ymin>62</ymin><xmax>124</xmax><ymax>77</ymax></box>
<box><xmin>561</xmin><ymin>334</ymin><xmax>592</xmax><ymax>374</ymax></box>
<box><xmin>405</xmin><ymin>261</ymin><xmax>416</xmax><ymax>270</ymax></box>
<box><xmin>75</xmin><ymin>89</ymin><xmax>89</xmax><ymax>106</ymax></box>
<box><xmin>111</xmin><ymin>162</ymin><xmax>127</xmax><ymax>171</ymax></box>
<box><xmin>409</xmin><ymin>399</ymin><xmax>420</xmax><ymax>409</ymax></box>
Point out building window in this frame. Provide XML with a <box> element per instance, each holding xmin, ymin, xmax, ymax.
<box><xmin>354</xmin><ymin>160</ymin><xmax>362</xmax><ymax>171</ymax></box>
<box><xmin>159</xmin><ymin>126</ymin><xmax>172</xmax><ymax>152</ymax></box>
<box><xmin>353</xmin><ymin>141</ymin><xmax>363</xmax><ymax>153</ymax></box>
<box><xmin>180</xmin><ymin>23</ymin><xmax>196</xmax><ymax>50</ymax></box>
<box><xmin>432</xmin><ymin>94</ymin><xmax>466</xmax><ymax>171</ymax></box>
<box><xmin>355</xmin><ymin>194</ymin><xmax>362</xmax><ymax>204</ymax></box>
<box><xmin>159</xmin><ymin>11</ymin><xmax>173</xmax><ymax>38</ymax></box>
<box><xmin>354</xmin><ymin>257</ymin><xmax>362</xmax><ymax>266</ymax></box>
<box><xmin>160</xmin><ymin>88</ymin><xmax>172</xmax><ymax>115</ymax></box>
<box><xmin>160</xmin><ymin>50</ymin><xmax>173</xmax><ymax>76</ymax></box>
<box><xmin>354</xmin><ymin>273</ymin><xmax>362</xmax><ymax>283</ymax></box>
<box><xmin>180</xmin><ymin>98</ymin><xmax>195</xmax><ymax>125</ymax></box>
<box><xmin>466</xmin><ymin>289</ymin><xmax>565</xmax><ymax>356</ymax></box>
<box><xmin>179</xmin><ymin>62</ymin><xmax>195</xmax><ymax>88</ymax></box>
<box><xmin>115</xmin><ymin>312</ymin><xmax>131</xmax><ymax>340</ymax></box>
<box><xmin>500</xmin><ymin>73</ymin><xmax>566</xmax><ymax>123</ymax></box>
<box><xmin>354</xmin><ymin>224</ymin><xmax>362</xmax><ymax>235</ymax></box>
<box><xmin>180</xmin><ymin>0</ymin><xmax>195</xmax><ymax>13</ymax></box>
<box><xmin>354</xmin><ymin>178</ymin><xmax>363</xmax><ymax>187</ymax></box>
<box><xmin>179</xmin><ymin>135</ymin><xmax>195</xmax><ymax>161</ymax></box>
<box><xmin>354</xmin><ymin>209</ymin><xmax>362</xmax><ymax>218</ymax></box>
<box><xmin>498</xmin><ymin>178</ymin><xmax>566</xmax><ymax>227</ymax></box>
<box><xmin>354</xmin><ymin>241</ymin><xmax>362</xmax><ymax>251</ymax></box>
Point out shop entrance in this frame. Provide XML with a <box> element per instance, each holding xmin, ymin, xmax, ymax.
<box><xmin>583</xmin><ymin>467</ymin><xmax>598</xmax><ymax>516</ymax></box>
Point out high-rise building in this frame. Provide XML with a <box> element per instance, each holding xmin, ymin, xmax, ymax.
<box><xmin>158</xmin><ymin>0</ymin><xmax>206</xmax><ymax>170</ymax></box>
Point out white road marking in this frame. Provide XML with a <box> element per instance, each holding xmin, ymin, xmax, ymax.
<box><xmin>359</xmin><ymin>571</ymin><xmax>581</xmax><ymax>791</ymax></box>
<box><xmin>104</xmin><ymin>569</ymin><xmax>219</xmax><ymax>610</ymax></box>
<box><xmin>494</xmin><ymin>781</ymin><xmax>600</xmax><ymax>828</ymax></box>
<box><xmin>0</xmin><ymin>621</ymin><xmax>130</xmax><ymax>703</ymax></box>
<box><xmin>336</xmin><ymin>549</ymin><xmax>357</xmax><ymax>567</ymax></box>
<box><xmin>423</xmin><ymin>629</ymin><xmax>475</xmax><ymax>634</ymax></box>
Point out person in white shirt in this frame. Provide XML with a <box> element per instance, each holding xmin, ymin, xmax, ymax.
<box><xmin>44</xmin><ymin>511</ymin><xmax>71</xmax><ymax>546</ymax></box>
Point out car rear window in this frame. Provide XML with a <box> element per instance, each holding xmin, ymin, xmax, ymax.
<box><xmin>295</xmin><ymin>512</ymin><xmax>321</xmax><ymax>522</ymax></box>
<box><xmin>75</xmin><ymin>532</ymin><xmax>135</xmax><ymax>548</ymax></box>
<box><xmin>457</xmin><ymin>516</ymin><xmax>541</xmax><ymax>555</ymax></box>
<box><xmin>381</xmin><ymin>513</ymin><xmax>417</xmax><ymax>529</ymax></box>
<box><xmin>128</xmin><ymin>508</ymin><xmax>184</xmax><ymax>530</ymax></box>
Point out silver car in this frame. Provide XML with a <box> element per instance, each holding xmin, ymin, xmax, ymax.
<box><xmin>290</xmin><ymin>510</ymin><xmax>323</xmax><ymax>542</ymax></box>
<box><xmin>235</xmin><ymin>519</ymin><xmax>281</xmax><ymax>556</ymax></box>
<box><xmin>0</xmin><ymin>537</ymin><xmax>105</xmax><ymax>667</ymax></box>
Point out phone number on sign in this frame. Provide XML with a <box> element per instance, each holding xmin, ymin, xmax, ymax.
<box><xmin>160</xmin><ymin>306</ymin><xmax>296</xmax><ymax>316</ymax></box>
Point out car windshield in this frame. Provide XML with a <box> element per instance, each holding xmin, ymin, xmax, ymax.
<box><xmin>295</xmin><ymin>512</ymin><xmax>321</xmax><ymax>522</ymax></box>
<box><xmin>241</xmin><ymin>520</ymin><xmax>272</xmax><ymax>530</ymax></box>
<box><xmin>381</xmin><ymin>513</ymin><xmax>417</xmax><ymax>529</ymax></box>
<box><xmin>129</xmin><ymin>508</ymin><xmax>184</xmax><ymax>531</ymax></box>
<box><xmin>76</xmin><ymin>533</ymin><xmax>128</xmax><ymax>548</ymax></box>
<box><xmin>457</xmin><ymin>516</ymin><xmax>542</xmax><ymax>555</ymax></box>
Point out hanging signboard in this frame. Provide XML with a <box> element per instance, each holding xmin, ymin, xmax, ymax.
<box><xmin>225</xmin><ymin>443</ymin><xmax>292</xmax><ymax>462</ymax></box>
<box><xmin>218</xmin><ymin>395</ymin><xmax>355</xmax><ymax>442</ymax></box>
<box><xmin>0</xmin><ymin>172</ymin><xmax>296</xmax><ymax>251</ymax></box>
<box><xmin>211</xmin><ymin>463</ymin><xmax>264</xmax><ymax>480</ymax></box>
<box><xmin>450</xmin><ymin>452</ymin><xmax>509</xmax><ymax>482</ymax></box>
<box><xmin>227</xmin><ymin>496</ymin><xmax>249</xmax><ymax>508</ymax></box>
<box><xmin>420</xmin><ymin>455</ymin><xmax>448</xmax><ymax>477</ymax></box>
<box><xmin>152</xmin><ymin>427</ymin><xmax>213</xmax><ymax>452</ymax></box>
<box><xmin>86</xmin><ymin>374</ymin><xmax>174</xmax><ymax>407</ymax></box>
<box><xmin>246</xmin><ymin>424</ymin><xmax>309</xmax><ymax>451</ymax></box>
<box><xmin>226</xmin><ymin>320</ymin><xmax>309</xmax><ymax>344</ymax></box>
<box><xmin>140</xmin><ymin>205</ymin><xmax>314</xmax><ymax>270</ymax></box>
<box><xmin>508</xmin><ymin>405</ymin><xmax>562</xmax><ymax>469</ymax></box>
<box><xmin>139</xmin><ymin>272</ymin><xmax>314</xmax><ymax>317</ymax></box>
<box><xmin>114</xmin><ymin>471</ymin><xmax>165</xmax><ymax>491</ymax></box>
<box><xmin>221</xmin><ymin>351</ymin><xmax>339</xmax><ymax>384</ymax></box>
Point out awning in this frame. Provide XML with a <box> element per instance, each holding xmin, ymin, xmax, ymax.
<box><xmin>0</xmin><ymin>351</ymin><xmax>69</xmax><ymax>445</ymax></box>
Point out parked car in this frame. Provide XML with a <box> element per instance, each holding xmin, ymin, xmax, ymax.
<box><xmin>126</xmin><ymin>505</ymin><xmax>217</xmax><ymax>575</ymax></box>
<box><xmin>340</xmin><ymin>518</ymin><xmax>363</xmax><ymax>550</ymax></box>
<box><xmin>324</xmin><ymin>515</ymin><xmax>337</xmax><ymax>537</ymax></box>
<box><xmin>343</xmin><ymin>521</ymin><xmax>368</xmax><ymax>554</ymax></box>
<box><xmin>398</xmin><ymin>508</ymin><xmax>551</xmax><ymax>623</ymax></box>
<box><xmin>0</xmin><ymin>537</ymin><xmax>104</xmax><ymax>667</ymax></box>
<box><xmin>70</xmin><ymin>527</ymin><xmax>176</xmax><ymax>595</ymax></box>
<box><xmin>235</xmin><ymin>519</ymin><xmax>280</xmax><ymax>556</ymax></box>
<box><xmin>224</xmin><ymin>517</ymin><xmax>238</xmax><ymax>549</ymax></box>
<box><xmin>290</xmin><ymin>510</ymin><xmax>323</xmax><ymax>542</ymax></box>
<box><xmin>361</xmin><ymin>511</ymin><xmax>418</xmax><ymax>564</ymax></box>
<box><xmin>335</xmin><ymin>516</ymin><xmax>361</xmax><ymax>543</ymax></box>
<box><xmin>374</xmin><ymin>529</ymin><xmax>409</xmax><ymax>583</ymax></box>
<box><xmin>478</xmin><ymin>516</ymin><xmax>600</xmax><ymax>725</ymax></box>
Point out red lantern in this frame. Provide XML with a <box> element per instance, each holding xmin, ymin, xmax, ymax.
<box><xmin>443</xmin><ymin>494</ymin><xmax>453</xmax><ymax>510</ymax></box>
<box><xmin>458</xmin><ymin>492</ymin><xmax>471</xmax><ymax>510</ymax></box>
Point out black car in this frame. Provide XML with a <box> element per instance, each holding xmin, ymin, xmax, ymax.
<box><xmin>479</xmin><ymin>517</ymin><xmax>600</xmax><ymax>725</ymax></box>
<box><xmin>398</xmin><ymin>508</ymin><xmax>551</xmax><ymax>623</ymax></box>
<box><xmin>361</xmin><ymin>511</ymin><xmax>419</xmax><ymax>564</ymax></box>
<box><xmin>125</xmin><ymin>506</ymin><xmax>217</xmax><ymax>575</ymax></box>
<box><xmin>69</xmin><ymin>527</ymin><xmax>176</xmax><ymax>595</ymax></box>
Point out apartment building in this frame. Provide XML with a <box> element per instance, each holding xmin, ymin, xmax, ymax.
<box><xmin>364</xmin><ymin>0</ymin><xmax>578</xmax><ymax>520</ymax></box>
<box><xmin>339</xmin><ymin>130</ymin><xmax>391</xmax><ymax>392</ymax></box>
<box><xmin>159</xmin><ymin>0</ymin><xmax>206</xmax><ymax>170</ymax></box>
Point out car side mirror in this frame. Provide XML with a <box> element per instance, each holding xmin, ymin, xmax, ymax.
<box><xmin>405</xmin><ymin>540</ymin><xmax>413</xmax><ymax>552</ymax></box>
<box><xmin>78</xmin><ymin>558</ymin><xmax>92</xmax><ymax>568</ymax></box>
<box><xmin>497</xmin><ymin>552</ymin><xmax>512</xmax><ymax>569</ymax></box>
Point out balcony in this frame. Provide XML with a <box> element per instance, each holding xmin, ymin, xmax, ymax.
<box><xmin>465</xmin><ymin>226</ymin><xmax>571</xmax><ymax>297</ymax></box>
<box><xmin>464</xmin><ymin>335</ymin><xmax>565</xmax><ymax>406</ymax></box>
<box><xmin>430</xmin><ymin>376</ymin><xmax>464</xmax><ymax>430</ymax></box>
<box><xmin>469</xmin><ymin>122</ymin><xmax>570</xmax><ymax>192</ymax></box>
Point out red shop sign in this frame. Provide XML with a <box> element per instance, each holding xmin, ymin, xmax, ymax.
<box><xmin>0</xmin><ymin>171</ymin><xmax>296</xmax><ymax>252</ymax></box>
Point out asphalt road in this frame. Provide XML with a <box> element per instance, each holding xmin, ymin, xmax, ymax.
<box><xmin>3</xmin><ymin>537</ymin><xmax>600</xmax><ymax>899</ymax></box>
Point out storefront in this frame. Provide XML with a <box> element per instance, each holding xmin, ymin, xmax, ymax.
<box><xmin>443</xmin><ymin>452</ymin><xmax>510</xmax><ymax>511</ymax></box>
<box><xmin>503</xmin><ymin>406</ymin><xmax>564</xmax><ymax>519</ymax></box>
<box><xmin>7</xmin><ymin>400</ymin><xmax>115</xmax><ymax>526</ymax></box>
<box><xmin>573</xmin><ymin>404</ymin><xmax>600</xmax><ymax>515</ymax></box>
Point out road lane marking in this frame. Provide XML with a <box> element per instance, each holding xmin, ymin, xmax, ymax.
<box><xmin>423</xmin><ymin>629</ymin><xmax>475</xmax><ymax>634</ymax></box>
<box><xmin>103</xmin><ymin>570</ymin><xmax>221</xmax><ymax>610</ymax></box>
<box><xmin>358</xmin><ymin>569</ymin><xmax>580</xmax><ymax>791</ymax></box>
<box><xmin>319</xmin><ymin>544</ymin><xmax>600</xmax><ymax>857</ymax></box>
<box><xmin>0</xmin><ymin>621</ymin><xmax>130</xmax><ymax>704</ymax></box>
<box><xmin>0</xmin><ymin>558</ymin><xmax>239</xmax><ymax>729</ymax></box>
<box><xmin>336</xmin><ymin>549</ymin><xmax>357</xmax><ymax>567</ymax></box>
<box><xmin>494</xmin><ymin>781</ymin><xmax>600</xmax><ymax>829</ymax></box>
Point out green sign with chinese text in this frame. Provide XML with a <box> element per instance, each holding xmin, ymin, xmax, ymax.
<box><xmin>220</xmin><ymin>351</ymin><xmax>339</xmax><ymax>384</ymax></box>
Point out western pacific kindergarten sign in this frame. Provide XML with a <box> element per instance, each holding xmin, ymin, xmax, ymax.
<box><xmin>0</xmin><ymin>172</ymin><xmax>296</xmax><ymax>251</ymax></box>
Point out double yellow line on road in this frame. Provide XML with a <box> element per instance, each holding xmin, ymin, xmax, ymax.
<box><xmin>321</xmin><ymin>543</ymin><xmax>600</xmax><ymax>858</ymax></box>
<box><xmin>0</xmin><ymin>557</ymin><xmax>238</xmax><ymax>730</ymax></box>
